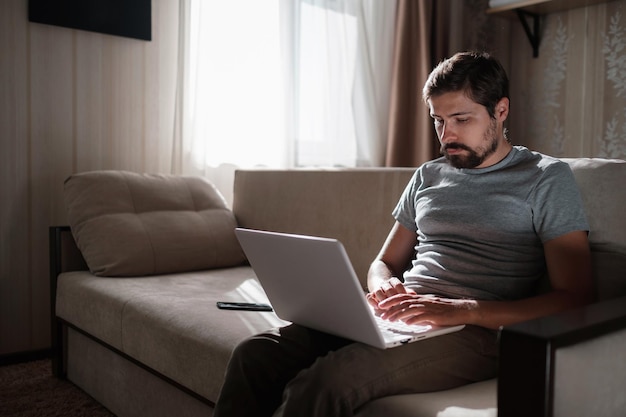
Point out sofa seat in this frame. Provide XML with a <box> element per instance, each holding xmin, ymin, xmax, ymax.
<box><xmin>57</xmin><ymin>264</ymin><xmax>499</xmax><ymax>417</ymax></box>
<box><xmin>360</xmin><ymin>380</ymin><xmax>497</xmax><ymax>417</ymax></box>
<box><xmin>56</xmin><ymin>266</ymin><xmax>288</xmax><ymax>403</ymax></box>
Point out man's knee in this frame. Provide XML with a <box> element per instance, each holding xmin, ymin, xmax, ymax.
<box><xmin>229</xmin><ymin>333</ymin><xmax>283</xmax><ymax>372</ymax></box>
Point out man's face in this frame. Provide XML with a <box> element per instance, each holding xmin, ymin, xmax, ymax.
<box><xmin>428</xmin><ymin>91</ymin><xmax>508</xmax><ymax>169</ymax></box>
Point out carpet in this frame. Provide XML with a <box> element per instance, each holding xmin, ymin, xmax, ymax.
<box><xmin>0</xmin><ymin>359</ymin><xmax>115</xmax><ymax>416</ymax></box>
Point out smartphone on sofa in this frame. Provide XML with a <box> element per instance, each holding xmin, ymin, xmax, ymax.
<box><xmin>216</xmin><ymin>301</ymin><xmax>273</xmax><ymax>312</ymax></box>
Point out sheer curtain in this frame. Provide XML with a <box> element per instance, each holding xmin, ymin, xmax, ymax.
<box><xmin>176</xmin><ymin>0</ymin><xmax>397</xmax><ymax>202</ymax></box>
<box><xmin>174</xmin><ymin>0</ymin><xmax>287</xmax><ymax>204</ymax></box>
<box><xmin>285</xmin><ymin>0</ymin><xmax>397</xmax><ymax>167</ymax></box>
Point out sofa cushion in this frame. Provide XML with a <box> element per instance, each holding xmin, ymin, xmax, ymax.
<box><xmin>55</xmin><ymin>267</ymin><xmax>289</xmax><ymax>402</ymax></box>
<box><xmin>356</xmin><ymin>379</ymin><xmax>497</xmax><ymax>417</ymax></box>
<box><xmin>233</xmin><ymin>168</ymin><xmax>417</xmax><ymax>288</ymax></box>
<box><xmin>64</xmin><ymin>170</ymin><xmax>245</xmax><ymax>276</ymax></box>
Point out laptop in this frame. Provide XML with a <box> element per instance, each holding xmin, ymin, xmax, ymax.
<box><xmin>234</xmin><ymin>228</ymin><xmax>465</xmax><ymax>349</ymax></box>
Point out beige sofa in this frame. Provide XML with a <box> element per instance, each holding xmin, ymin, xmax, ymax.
<box><xmin>50</xmin><ymin>158</ymin><xmax>626</xmax><ymax>417</ymax></box>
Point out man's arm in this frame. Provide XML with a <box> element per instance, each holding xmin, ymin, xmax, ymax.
<box><xmin>468</xmin><ymin>230</ymin><xmax>594</xmax><ymax>329</ymax></box>
<box><xmin>375</xmin><ymin>230</ymin><xmax>594</xmax><ymax>330</ymax></box>
<box><xmin>366</xmin><ymin>222</ymin><xmax>417</xmax><ymax>305</ymax></box>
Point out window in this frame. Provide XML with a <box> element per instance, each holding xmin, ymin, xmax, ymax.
<box><xmin>185</xmin><ymin>0</ymin><xmax>396</xmax><ymax>170</ymax></box>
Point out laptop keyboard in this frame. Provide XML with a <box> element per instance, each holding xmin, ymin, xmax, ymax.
<box><xmin>374</xmin><ymin>314</ymin><xmax>432</xmax><ymax>336</ymax></box>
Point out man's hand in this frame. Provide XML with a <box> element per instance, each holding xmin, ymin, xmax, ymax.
<box><xmin>367</xmin><ymin>277</ymin><xmax>477</xmax><ymax>327</ymax></box>
<box><xmin>366</xmin><ymin>277</ymin><xmax>415</xmax><ymax>314</ymax></box>
<box><xmin>376</xmin><ymin>294</ymin><xmax>478</xmax><ymax>327</ymax></box>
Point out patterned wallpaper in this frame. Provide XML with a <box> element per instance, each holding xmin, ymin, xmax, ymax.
<box><xmin>600</xmin><ymin>8</ymin><xmax>626</xmax><ymax>158</ymax></box>
<box><xmin>508</xmin><ymin>0</ymin><xmax>626</xmax><ymax>159</ymax></box>
<box><xmin>462</xmin><ymin>0</ymin><xmax>626</xmax><ymax>160</ymax></box>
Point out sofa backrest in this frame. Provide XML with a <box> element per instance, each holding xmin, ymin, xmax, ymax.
<box><xmin>233</xmin><ymin>168</ymin><xmax>416</xmax><ymax>288</ymax></box>
<box><xmin>562</xmin><ymin>158</ymin><xmax>626</xmax><ymax>300</ymax></box>
<box><xmin>234</xmin><ymin>159</ymin><xmax>626</xmax><ymax>299</ymax></box>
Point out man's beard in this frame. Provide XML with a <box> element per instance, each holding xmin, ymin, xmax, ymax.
<box><xmin>441</xmin><ymin>119</ymin><xmax>499</xmax><ymax>169</ymax></box>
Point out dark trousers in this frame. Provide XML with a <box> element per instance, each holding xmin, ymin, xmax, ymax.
<box><xmin>213</xmin><ymin>324</ymin><xmax>498</xmax><ymax>417</ymax></box>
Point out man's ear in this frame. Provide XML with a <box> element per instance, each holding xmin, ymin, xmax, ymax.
<box><xmin>495</xmin><ymin>97</ymin><xmax>510</xmax><ymax>121</ymax></box>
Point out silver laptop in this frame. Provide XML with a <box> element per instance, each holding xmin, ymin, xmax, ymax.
<box><xmin>235</xmin><ymin>228</ymin><xmax>465</xmax><ymax>349</ymax></box>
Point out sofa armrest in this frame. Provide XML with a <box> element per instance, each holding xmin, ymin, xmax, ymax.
<box><xmin>498</xmin><ymin>296</ymin><xmax>626</xmax><ymax>417</ymax></box>
<box><xmin>49</xmin><ymin>226</ymin><xmax>88</xmax><ymax>377</ymax></box>
<box><xmin>49</xmin><ymin>226</ymin><xmax>88</xmax><ymax>277</ymax></box>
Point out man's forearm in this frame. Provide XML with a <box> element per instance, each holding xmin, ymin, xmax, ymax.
<box><xmin>366</xmin><ymin>259</ymin><xmax>397</xmax><ymax>292</ymax></box>
<box><xmin>377</xmin><ymin>289</ymin><xmax>593</xmax><ymax>329</ymax></box>
<box><xmin>470</xmin><ymin>289</ymin><xmax>594</xmax><ymax>329</ymax></box>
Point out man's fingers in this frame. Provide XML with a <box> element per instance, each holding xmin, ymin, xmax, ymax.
<box><xmin>366</xmin><ymin>293</ymin><xmax>379</xmax><ymax>308</ymax></box>
<box><xmin>377</xmin><ymin>293</ymin><xmax>415</xmax><ymax>311</ymax></box>
<box><xmin>381</xmin><ymin>302</ymin><xmax>426</xmax><ymax>322</ymax></box>
<box><xmin>374</xmin><ymin>277</ymin><xmax>407</xmax><ymax>300</ymax></box>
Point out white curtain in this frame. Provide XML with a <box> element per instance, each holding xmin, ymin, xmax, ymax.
<box><xmin>287</xmin><ymin>0</ymin><xmax>397</xmax><ymax>167</ymax></box>
<box><xmin>176</xmin><ymin>0</ymin><xmax>397</xmax><ymax>203</ymax></box>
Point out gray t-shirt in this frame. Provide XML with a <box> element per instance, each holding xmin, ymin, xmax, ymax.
<box><xmin>393</xmin><ymin>146</ymin><xmax>589</xmax><ymax>301</ymax></box>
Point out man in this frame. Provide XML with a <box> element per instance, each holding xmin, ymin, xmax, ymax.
<box><xmin>213</xmin><ymin>51</ymin><xmax>593</xmax><ymax>417</ymax></box>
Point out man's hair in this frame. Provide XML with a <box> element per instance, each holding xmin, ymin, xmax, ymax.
<box><xmin>422</xmin><ymin>51</ymin><xmax>509</xmax><ymax>119</ymax></box>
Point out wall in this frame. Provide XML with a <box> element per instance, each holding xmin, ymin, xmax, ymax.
<box><xmin>505</xmin><ymin>0</ymin><xmax>626</xmax><ymax>159</ymax></box>
<box><xmin>0</xmin><ymin>0</ymin><xmax>180</xmax><ymax>355</ymax></box>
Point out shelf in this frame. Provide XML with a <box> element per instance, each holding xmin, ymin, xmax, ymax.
<box><xmin>487</xmin><ymin>0</ymin><xmax>611</xmax><ymax>57</ymax></box>
<box><xmin>487</xmin><ymin>0</ymin><xmax>609</xmax><ymax>16</ymax></box>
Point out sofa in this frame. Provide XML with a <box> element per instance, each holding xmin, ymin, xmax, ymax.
<box><xmin>50</xmin><ymin>158</ymin><xmax>626</xmax><ymax>417</ymax></box>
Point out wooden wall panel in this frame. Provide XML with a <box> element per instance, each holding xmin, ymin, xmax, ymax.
<box><xmin>0</xmin><ymin>0</ymin><xmax>32</xmax><ymax>354</ymax></box>
<box><xmin>0</xmin><ymin>0</ymin><xmax>180</xmax><ymax>355</ymax></box>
